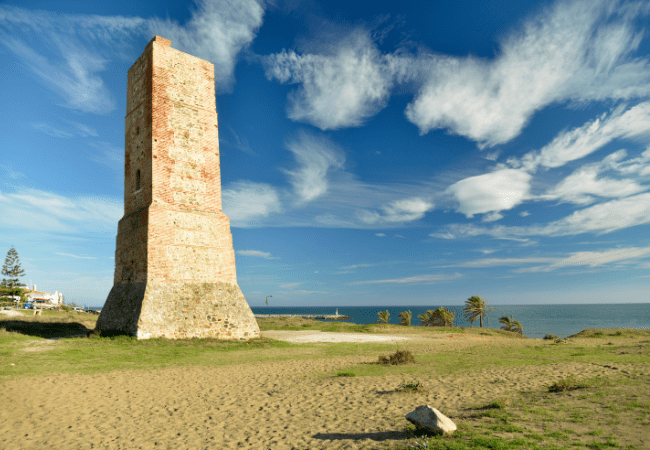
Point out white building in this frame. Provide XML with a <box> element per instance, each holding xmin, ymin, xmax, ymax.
<box><xmin>27</xmin><ymin>287</ymin><xmax>63</xmax><ymax>305</ymax></box>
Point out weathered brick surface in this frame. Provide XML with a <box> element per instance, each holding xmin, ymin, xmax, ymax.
<box><xmin>98</xmin><ymin>36</ymin><xmax>259</xmax><ymax>340</ymax></box>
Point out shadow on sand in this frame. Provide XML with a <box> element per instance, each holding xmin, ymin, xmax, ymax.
<box><xmin>312</xmin><ymin>430</ymin><xmax>408</xmax><ymax>442</ymax></box>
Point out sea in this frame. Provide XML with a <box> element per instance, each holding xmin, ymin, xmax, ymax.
<box><xmin>250</xmin><ymin>303</ymin><xmax>650</xmax><ymax>339</ymax></box>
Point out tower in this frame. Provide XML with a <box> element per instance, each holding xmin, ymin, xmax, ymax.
<box><xmin>97</xmin><ymin>36</ymin><xmax>260</xmax><ymax>340</ymax></box>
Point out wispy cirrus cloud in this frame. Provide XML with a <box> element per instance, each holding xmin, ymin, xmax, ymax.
<box><xmin>445</xmin><ymin>103</ymin><xmax>650</xmax><ymax>221</ymax></box>
<box><xmin>340</xmin><ymin>263</ymin><xmax>377</xmax><ymax>270</ymax></box>
<box><xmin>264</xmin><ymin>0</ymin><xmax>650</xmax><ymax>146</ymax></box>
<box><xmin>514</xmin><ymin>102</ymin><xmax>650</xmax><ymax>171</ymax></box>
<box><xmin>515</xmin><ymin>246</ymin><xmax>650</xmax><ymax>272</ymax></box>
<box><xmin>405</xmin><ymin>0</ymin><xmax>650</xmax><ymax>147</ymax></box>
<box><xmin>432</xmin><ymin>192</ymin><xmax>650</xmax><ymax>239</ymax></box>
<box><xmin>278</xmin><ymin>282</ymin><xmax>302</xmax><ymax>289</ymax></box>
<box><xmin>357</xmin><ymin>197</ymin><xmax>434</xmax><ymax>224</ymax></box>
<box><xmin>222</xmin><ymin>181</ymin><xmax>282</xmax><ymax>226</ymax></box>
<box><xmin>283</xmin><ymin>131</ymin><xmax>346</xmax><ymax>203</ymax></box>
<box><xmin>0</xmin><ymin>187</ymin><xmax>122</xmax><ymax>233</ymax></box>
<box><xmin>88</xmin><ymin>141</ymin><xmax>124</xmax><ymax>170</ymax></box>
<box><xmin>543</xmin><ymin>149</ymin><xmax>650</xmax><ymax>205</ymax></box>
<box><xmin>349</xmin><ymin>273</ymin><xmax>462</xmax><ymax>285</ymax></box>
<box><xmin>0</xmin><ymin>0</ymin><xmax>266</xmax><ymax>113</ymax></box>
<box><xmin>235</xmin><ymin>250</ymin><xmax>280</xmax><ymax>259</ymax></box>
<box><xmin>435</xmin><ymin>257</ymin><xmax>556</xmax><ymax>268</ymax></box>
<box><xmin>54</xmin><ymin>252</ymin><xmax>97</xmax><ymax>260</ymax></box>
<box><xmin>432</xmin><ymin>246</ymin><xmax>650</xmax><ymax>273</ymax></box>
<box><xmin>31</xmin><ymin>123</ymin><xmax>74</xmax><ymax>138</ymax></box>
<box><xmin>32</xmin><ymin>121</ymin><xmax>99</xmax><ymax>138</ymax></box>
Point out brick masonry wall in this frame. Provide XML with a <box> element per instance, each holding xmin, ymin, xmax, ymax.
<box><xmin>98</xmin><ymin>36</ymin><xmax>259</xmax><ymax>340</ymax></box>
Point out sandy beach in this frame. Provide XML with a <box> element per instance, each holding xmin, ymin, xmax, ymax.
<box><xmin>1</xmin><ymin>315</ymin><xmax>649</xmax><ymax>449</ymax></box>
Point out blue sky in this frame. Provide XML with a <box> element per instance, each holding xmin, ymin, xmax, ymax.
<box><xmin>1</xmin><ymin>0</ymin><xmax>649</xmax><ymax>307</ymax></box>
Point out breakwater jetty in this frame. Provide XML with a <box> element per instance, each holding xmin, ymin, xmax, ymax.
<box><xmin>255</xmin><ymin>314</ymin><xmax>351</xmax><ymax>320</ymax></box>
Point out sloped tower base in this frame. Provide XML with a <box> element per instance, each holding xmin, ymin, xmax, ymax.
<box><xmin>97</xmin><ymin>282</ymin><xmax>259</xmax><ymax>339</ymax></box>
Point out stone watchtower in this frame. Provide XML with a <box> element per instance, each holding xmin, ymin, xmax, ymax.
<box><xmin>97</xmin><ymin>36</ymin><xmax>260</xmax><ymax>340</ymax></box>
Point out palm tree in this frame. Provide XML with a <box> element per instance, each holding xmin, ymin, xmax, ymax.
<box><xmin>499</xmin><ymin>315</ymin><xmax>523</xmax><ymax>335</ymax></box>
<box><xmin>432</xmin><ymin>307</ymin><xmax>455</xmax><ymax>327</ymax></box>
<box><xmin>398</xmin><ymin>310</ymin><xmax>412</xmax><ymax>326</ymax></box>
<box><xmin>463</xmin><ymin>295</ymin><xmax>493</xmax><ymax>327</ymax></box>
<box><xmin>376</xmin><ymin>310</ymin><xmax>390</xmax><ymax>324</ymax></box>
<box><xmin>418</xmin><ymin>310</ymin><xmax>435</xmax><ymax>326</ymax></box>
<box><xmin>418</xmin><ymin>308</ymin><xmax>455</xmax><ymax>327</ymax></box>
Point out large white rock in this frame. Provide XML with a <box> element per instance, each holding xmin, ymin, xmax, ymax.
<box><xmin>406</xmin><ymin>405</ymin><xmax>457</xmax><ymax>435</ymax></box>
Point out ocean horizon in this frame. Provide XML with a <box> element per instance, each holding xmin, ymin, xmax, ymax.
<box><xmin>82</xmin><ymin>303</ymin><xmax>649</xmax><ymax>339</ymax></box>
<box><xmin>250</xmin><ymin>303</ymin><xmax>650</xmax><ymax>339</ymax></box>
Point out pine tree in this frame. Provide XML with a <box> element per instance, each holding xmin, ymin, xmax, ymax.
<box><xmin>2</xmin><ymin>246</ymin><xmax>26</xmax><ymax>295</ymax></box>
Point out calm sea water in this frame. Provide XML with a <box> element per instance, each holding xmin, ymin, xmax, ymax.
<box><xmin>251</xmin><ymin>304</ymin><xmax>650</xmax><ymax>339</ymax></box>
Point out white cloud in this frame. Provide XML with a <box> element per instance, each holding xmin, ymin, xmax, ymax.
<box><xmin>516</xmin><ymin>246</ymin><xmax>650</xmax><ymax>272</ymax></box>
<box><xmin>88</xmin><ymin>142</ymin><xmax>124</xmax><ymax>170</ymax></box>
<box><xmin>517</xmin><ymin>102</ymin><xmax>650</xmax><ymax>171</ymax></box>
<box><xmin>358</xmin><ymin>197</ymin><xmax>434</xmax><ymax>224</ymax></box>
<box><xmin>0</xmin><ymin>0</ymin><xmax>265</xmax><ymax>114</ymax></box>
<box><xmin>375</xmin><ymin>233</ymin><xmax>386</xmax><ymax>237</ymax></box>
<box><xmin>222</xmin><ymin>181</ymin><xmax>282</xmax><ymax>225</ymax></box>
<box><xmin>380</xmin><ymin>197</ymin><xmax>434</xmax><ymax>222</ymax></box>
<box><xmin>432</xmin><ymin>192</ymin><xmax>650</xmax><ymax>239</ymax></box>
<box><xmin>482</xmin><ymin>212</ymin><xmax>504</xmax><ymax>222</ymax></box>
<box><xmin>283</xmin><ymin>131</ymin><xmax>345</xmax><ymax>203</ymax></box>
<box><xmin>278</xmin><ymin>282</ymin><xmax>302</xmax><ymax>288</ymax></box>
<box><xmin>543</xmin><ymin>192</ymin><xmax>650</xmax><ymax>235</ymax></box>
<box><xmin>31</xmin><ymin>123</ymin><xmax>74</xmax><ymax>138</ymax></box>
<box><xmin>405</xmin><ymin>0</ymin><xmax>650</xmax><ymax>147</ymax></box>
<box><xmin>0</xmin><ymin>165</ymin><xmax>27</xmax><ymax>182</ymax></box>
<box><xmin>441</xmin><ymin>257</ymin><xmax>556</xmax><ymax>268</ymax></box>
<box><xmin>544</xmin><ymin>149</ymin><xmax>649</xmax><ymax>204</ymax></box>
<box><xmin>446</xmin><ymin>169</ymin><xmax>532</xmax><ymax>218</ymax></box>
<box><xmin>264</xmin><ymin>30</ymin><xmax>395</xmax><ymax>130</ymax></box>
<box><xmin>32</xmin><ymin>121</ymin><xmax>99</xmax><ymax>138</ymax></box>
<box><xmin>150</xmin><ymin>0</ymin><xmax>265</xmax><ymax>90</ymax></box>
<box><xmin>340</xmin><ymin>263</ymin><xmax>377</xmax><ymax>270</ymax></box>
<box><xmin>0</xmin><ymin>188</ymin><xmax>122</xmax><ymax>232</ymax></box>
<box><xmin>66</xmin><ymin>121</ymin><xmax>98</xmax><ymax>138</ymax></box>
<box><xmin>54</xmin><ymin>252</ymin><xmax>97</xmax><ymax>260</ymax></box>
<box><xmin>349</xmin><ymin>273</ymin><xmax>462</xmax><ymax>285</ymax></box>
<box><xmin>0</xmin><ymin>10</ymin><xmax>134</xmax><ymax>113</ymax></box>
<box><xmin>236</xmin><ymin>250</ymin><xmax>279</xmax><ymax>259</ymax></box>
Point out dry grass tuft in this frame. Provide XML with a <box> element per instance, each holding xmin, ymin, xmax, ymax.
<box><xmin>377</xmin><ymin>349</ymin><xmax>416</xmax><ymax>365</ymax></box>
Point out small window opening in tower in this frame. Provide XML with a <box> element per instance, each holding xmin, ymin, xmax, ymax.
<box><xmin>136</xmin><ymin>169</ymin><xmax>141</xmax><ymax>191</ymax></box>
<box><xmin>136</xmin><ymin>126</ymin><xmax>140</xmax><ymax>135</ymax></box>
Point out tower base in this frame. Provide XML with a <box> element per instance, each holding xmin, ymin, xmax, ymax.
<box><xmin>97</xmin><ymin>281</ymin><xmax>260</xmax><ymax>340</ymax></box>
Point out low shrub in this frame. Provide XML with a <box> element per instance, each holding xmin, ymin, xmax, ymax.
<box><xmin>396</xmin><ymin>380</ymin><xmax>426</xmax><ymax>393</ymax></box>
<box><xmin>548</xmin><ymin>375</ymin><xmax>590</xmax><ymax>392</ymax></box>
<box><xmin>335</xmin><ymin>371</ymin><xmax>356</xmax><ymax>377</ymax></box>
<box><xmin>543</xmin><ymin>334</ymin><xmax>558</xmax><ymax>340</ymax></box>
<box><xmin>377</xmin><ymin>349</ymin><xmax>415</xmax><ymax>365</ymax></box>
